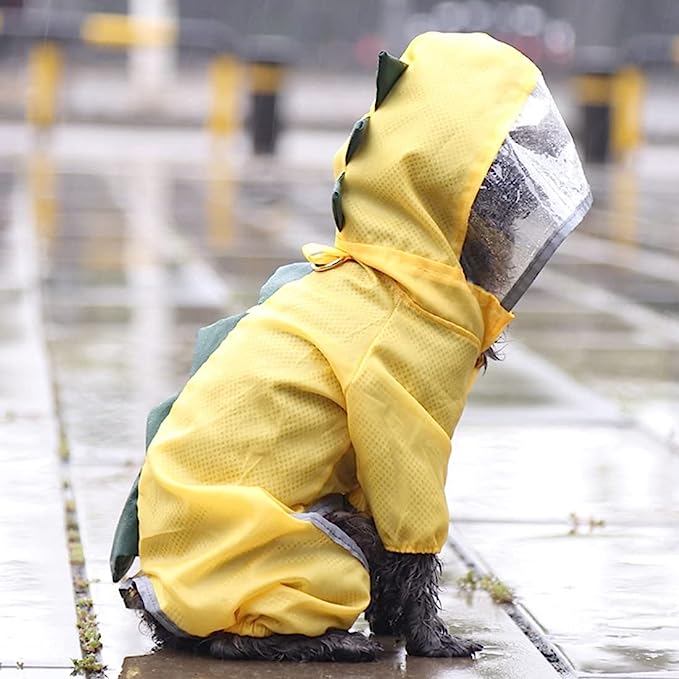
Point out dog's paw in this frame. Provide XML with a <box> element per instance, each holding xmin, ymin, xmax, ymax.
<box><xmin>366</xmin><ymin>615</ymin><xmax>396</xmax><ymax>636</ymax></box>
<box><xmin>324</xmin><ymin>631</ymin><xmax>384</xmax><ymax>662</ymax></box>
<box><xmin>406</xmin><ymin>634</ymin><xmax>482</xmax><ymax>658</ymax></box>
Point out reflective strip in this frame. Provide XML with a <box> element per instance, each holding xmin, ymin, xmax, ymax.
<box><xmin>502</xmin><ymin>191</ymin><xmax>594</xmax><ymax>311</ymax></box>
<box><xmin>293</xmin><ymin>511</ymin><xmax>369</xmax><ymax>571</ymax></box>
<box><xmin>121</xmin><ymin>576</ymin><xmax>195</xmax><ymax>639</ymax></box>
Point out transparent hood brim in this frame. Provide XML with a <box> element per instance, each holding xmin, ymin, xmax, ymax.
<box><xmin>502</xmin><ymin>190</ymin><xmax>592</xmax><ymax>310</ymax></box>
<box><xmin>463</xmin><ymin>75</ymin><xmax>593</xmax><ymax>311</ymax></box>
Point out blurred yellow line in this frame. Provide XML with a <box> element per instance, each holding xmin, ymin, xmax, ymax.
<box><xmin>81</xmin><ymin>13</ymin><xmax>176</xmax><ymax>48</ymax></box>
<box><xmin>26</xmin><ymin>42</ymin><xmax>62</xmax><ymax>127</ymax></box>
<box><xmin>27</xmin><ymin>151</ymin><xmax>58</xmax><ymax>243</ymax></box>
<box><xmin>209</xmin><ymin>55</ymin><xmax>241</xmax><ymax>136</ymax></box>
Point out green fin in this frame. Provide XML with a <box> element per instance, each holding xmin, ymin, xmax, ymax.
<box><xmin>375</xmin><ymin>50</ymin><xmax>408</xmax><ymax>109</ymax></box>
<box><xmin>332</xmin><ymin>172</ymin><xmax>345</xmax><ymax>231</ymax></box>
<box><xmin>345</xmin><ymin>116</ymin><xmax>369</xmax><ymax>164</ymax></box>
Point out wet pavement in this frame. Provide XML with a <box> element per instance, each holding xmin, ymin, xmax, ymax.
<box><xmin>0</xmin><ymin>123</ymin><xmax>678</xmax><ymax>678</ymax></box>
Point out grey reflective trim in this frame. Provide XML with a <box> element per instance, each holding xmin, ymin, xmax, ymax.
<box><xmin>121</xmin><ymin>575</ymin><xmax>195</xmax><ymax>639</ymax></box>
<box><xmin>502</xmin><ymin>191</ymin><xmax>593</xmax><ymax>311</ymax></box>
<box><xmin>293</xmin><ymin>512</ymin><xmax>369</xmax><ymax>571</ymax></box>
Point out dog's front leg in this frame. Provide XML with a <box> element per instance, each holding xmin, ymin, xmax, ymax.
<box><xmin>322</xmin><ymin>509</ymin><xmax>482</xmax><ymax>657</ymax></box>
<box><xmin>370</xmin><ymin>552</ymin><xmax>483</xmax><ymax>658</ymax></box>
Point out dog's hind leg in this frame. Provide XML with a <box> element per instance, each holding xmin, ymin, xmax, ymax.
<box><xmin>122</xmin><ymin>579</ymin><xmax>381</xmax><ymax>662</ymax></box>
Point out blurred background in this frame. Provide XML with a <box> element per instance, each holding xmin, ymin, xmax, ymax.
<box><xmin>0</xmin><ymin>0</ymin><xmax>679</xmax><ymax>135</ymax></box>
<box><xmin>1</xmin><ymin>2</ymin><xmax>678</xmax><ymax>678</ymax></box>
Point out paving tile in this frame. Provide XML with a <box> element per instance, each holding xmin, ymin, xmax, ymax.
<box><xmin>448</xmin><ymin>424</ymin><xmax>679</xmax><ymax>525</ymax></box>
<box><xmin>0</xmin><ymin>273</ymin><xmax>80</xmax><ymax>667</ymax></box>
<box><xmin>452</xmin><ymin>521</ymin><xmax>679</xmax><ymax>675</ymax></box>
<box><xmin>0</xmin><ymin>422</ymin><xmax>80</xmax><ymax>668</ymax></box>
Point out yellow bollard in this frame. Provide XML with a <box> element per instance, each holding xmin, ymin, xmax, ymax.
<box><xmin>611</xmin><ymin>66</ymin><xmax>644</xmax><ymax>156</ymax></box>
<box><xmin>81</xmin><ymin>13</ymin><xmax>175</xmax><ymax>48</ymax></box>
<box><xmin>208</xmin><ymin>55</ymin><xmax>241</xmax><ymax>137</ymax></box>
<box><xmin>26</xmin><ymin>42</ymin><xmax>63</xmax><ymax>129</ymax></box>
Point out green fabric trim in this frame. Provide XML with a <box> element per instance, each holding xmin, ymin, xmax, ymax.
<box><xmin>190</xmin><ymin>314</ymin><xmax>246</xmax><ymax>377</ymax></box>
<box><xmin>332</xmin><ymin>172</ymin><xmax>345</xmax><ymax>232</ymax></box>
<box><xmin>345</xmin><ymin>117</ymin><xmax>369</xmax><ymax>164</ymax></box>
<box><xmin>110</xmin><ymin>473</ymin><xmax>141</xmax><ymax>582</ymax></box>
<box><xmin>109</xmin><ymin>262</ymin><xmax>314</xmax><ymax>582</ymax></box>
<box><xmin>375</xmin><ymin>50</ymin><xmax>408</xmax><ymax>110</ymax></box>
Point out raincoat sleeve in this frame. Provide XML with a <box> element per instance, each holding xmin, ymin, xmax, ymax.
<box><xmin>345</xmin><ymin>355</ymin><xmax>453</xmax><ymax>555</ymax></box>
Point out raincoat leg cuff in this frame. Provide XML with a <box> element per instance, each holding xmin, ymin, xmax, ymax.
<box><xmin>120</xmin><ymin>575</ymin><xmax>194</xmax><ymax>639</ymax></box>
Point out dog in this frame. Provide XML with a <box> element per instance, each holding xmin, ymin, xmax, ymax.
<box><xmin>112</xmin><ymin>32</ymin><xmax>591</xmax><ymax>663</ymax></box>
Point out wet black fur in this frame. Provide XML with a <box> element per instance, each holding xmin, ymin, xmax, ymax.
<box><xmin>326</xmin><ymin>510</ymin><xmax>483</xmax><ymax>658</ymax></box>
<box><xmin>127</xmin><ymin>507</ymin><xmax>482</xmax><ymax>662</ymax></box>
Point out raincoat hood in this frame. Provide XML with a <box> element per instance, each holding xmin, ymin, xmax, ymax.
<box><xmin>310</xmin><ymin>31</ymin><xmax>591</xmax><ymax>346</ymax></box>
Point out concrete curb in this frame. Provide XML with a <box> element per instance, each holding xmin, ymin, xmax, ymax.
<box><xmin>448</xmin><ymin>526</ymin><xmax>577</xmax><ymax>677</ymax></box>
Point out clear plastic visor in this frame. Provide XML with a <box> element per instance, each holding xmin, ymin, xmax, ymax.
<box><xmin>461</xmin><ymin>75</ymin><xmax>593</xmax><ymax>310</ymax></box>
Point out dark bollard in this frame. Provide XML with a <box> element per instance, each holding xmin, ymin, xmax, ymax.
<box><xmin>573</xmin><ymin>47</ymin><xmax>644</xmax><ymax>164</ymax></box>
<box><xmin>249</xmin><ymin>58</ymin><xmax>285</xmax><ymax>155</ymax></box>
<box><xmin>572</xmin><ymin>46</ymin><xmax>643</xmax><ymax>163</ymax></box>
<box><xmin>246</xmin><ymin>36</ymin><xmax>294</xmax><ymax>155</ymax></box>
<box><xmin>573</xmin><ymin>59</ymin><xmax>616</xmax><ymax>163</ymax></box>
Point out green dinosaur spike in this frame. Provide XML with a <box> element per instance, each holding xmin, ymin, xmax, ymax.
<box><xmin>332</xmin><ymin>172</ymin><xmax>345</xmax><ymax>231</ymax></box>
<box><xmin>375</xmin><ymin>50</ymin><xmax>408</xmax><ymax>109</ymax></box>
<box><xmin>345</xmin><ymin>116</ymin><xmax>369</xmax><ymax>164</ymax></box>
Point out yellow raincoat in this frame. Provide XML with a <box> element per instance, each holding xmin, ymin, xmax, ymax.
<box><xmin>132</xmin><ymin>32</ymin><xmax>539</xmax><ymax>639</ymax></box>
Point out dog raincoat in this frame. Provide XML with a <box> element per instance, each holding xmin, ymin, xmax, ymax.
<box><xmin>111</xmin><ymin>32</ymin><xmax>591</xmax><ymax>640</ymax></box>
